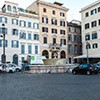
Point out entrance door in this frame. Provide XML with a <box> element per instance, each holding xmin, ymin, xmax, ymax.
<box><xmin>13</xmin><ymin>54</ymin><xmax>18</xmax><ymax>65</ymax></box>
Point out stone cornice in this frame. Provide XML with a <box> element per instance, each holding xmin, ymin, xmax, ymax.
<box><xmin>80</xmin><ymin>0</ymin><xmax>100</xmax><ymax>12</ymax></box>
<box><xmin>0</xmin><ymin>11</ymin><xmax>39</xmax><ymax>19</ymax></box>
<box><xmin>0</xmin><ymin>11</ymin><xmax>19</xmax><ymax>18</ymax></box>
<box><xmin>19</xmin><ymin>13</ymin><xmax>39</xmax><ymax>19</ymax></box>
<box><xmin>37</xmin><ymin>0</ymin><xmax>69</xmax><ymax>12</ymax></box>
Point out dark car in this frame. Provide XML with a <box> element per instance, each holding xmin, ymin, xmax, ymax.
<box><xmin>72</xmin><ymin>64</ymin><xmax>98</xmax><ymax>75</ymax></box>
<box><xmin>94</xmin><ymin>62</ymin><xmax>100</xmax><ymax>72</ymax></box>
<box><xmin>22</xmin><ymin>63</ymin><xmax>31</xmax><ymax>71</ymax></box>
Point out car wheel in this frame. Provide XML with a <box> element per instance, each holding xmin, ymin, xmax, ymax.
<box><xmin>0</xmin><ymin>70</ymin><xmax>2</xmax><ymax>73</ymax></box>
<box><xmin>72</xmin><ymin>71</ymin><xmax>76</xmax><ymax>75</ymax></box>
<box><xmin>87</xmin><ymin>71</ymin><xmax>91</xmax><ymax>75</ymax></box>
<box><xmin>16</xmin><ymin>68</ymin><xmax>21</xmax><ymax>72</ymax></box>
<box><xmin>9</xmin><ymin>70</ymin><xmax>13</xmax><ymax>73</ymax></box>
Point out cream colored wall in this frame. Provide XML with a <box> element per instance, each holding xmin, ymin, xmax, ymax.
<box><xmin>81</xmin><ymin>3</ymin><xmax>100</xmax><ymax>55</ymax></box>
<box><xmin>38</xmin><ymin>3</ymin><xmax>68</xmax><ymax>58</ymax></box>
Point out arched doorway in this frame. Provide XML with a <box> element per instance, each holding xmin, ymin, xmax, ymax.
<box><xmin>60</xmin><ymin>51</ymin><xmax>66</xmax><ymax>58</ymax></box>
<box><xmin>42</xmin><ymin>50</ymin><xmax>49</xmax><ymax>59</ymax></box>
<box><xmin>13</xmin><ymin>54</ymin><xmax>18</xmax><ymax>65</ymax></box>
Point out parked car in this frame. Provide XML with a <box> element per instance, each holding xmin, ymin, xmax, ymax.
<box><xmin>8</xmin><ymin>63</ymin><xmax>22</xmax><ymax>72</ymax></box>
<box><xmin>94</xmin><ymin>62</ymin><xmax>100</xmax><ymax>72</ymax></box>
<box><xmin>1</xmin><ymin>64</ymin><xmax>16</xmax><ymax>73</ymax></box>
<box><xmin>0</xmin><ymin>64</ymin><xmax>3</xmax><ymax>72</ymax></box>
<box><xmin>72</xmin><ymin>64</ymin><xmax>98</xmax><ymax>75</ymax></box>
<box><xmin>22</xmin><ymin>63</ymin><xmax>31</xmax><ymax>71</ymax></box>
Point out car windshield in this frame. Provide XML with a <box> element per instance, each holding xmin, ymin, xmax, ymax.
<box><xmin>94</xmin><ymin>63</ymin><xmax>100</xmax><ymax>67</ymax></box>
<box><xmin>79</xmin><ymin>64</ymin><xmax>91</xmax><ymax>68</ymax></box>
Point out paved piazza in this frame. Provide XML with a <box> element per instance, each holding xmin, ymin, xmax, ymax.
<box><xmin>0</xmin><ymin>72</ymin><xmax>100</xmax><ymax>100</ymax></box>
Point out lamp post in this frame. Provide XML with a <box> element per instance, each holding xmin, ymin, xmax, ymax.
<box><xmin>1</xmin><ymin>23</ymin><xmax>6</xmax><ymax>63</ymax></box>
<box><xmin>86</xmin><ymin>41</ymin><xmax>89</xmax><ymax>64</ymax></box>
<box><xmin>86</xmin><ymin>36</ymin><xmax>89</xmax><ymax>64</ymax></box>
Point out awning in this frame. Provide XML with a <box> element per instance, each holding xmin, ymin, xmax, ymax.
<box><xmin>74</xmin><ymin>54</ymin><xmax>100</xmax><ymax>59</ymax></box>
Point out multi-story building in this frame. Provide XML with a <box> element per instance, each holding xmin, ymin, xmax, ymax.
<box><xmin>0</xmin><ymin>1</ymin><xmax>40</xmax><ymax>65</ymax></box>
<box><xmin>80</xmin><ymin>0</ymin><xmax>100</xmax><ymax>63</ymax></box>
<box><xmin>27</xmin><ymin>0</ymin><xmax>69</xmax><ymax>59</ymax></box>
<box><xmin>67</xmin><ymin>20</ymin><xmax>82</xmax><ymax>63</ymax></box>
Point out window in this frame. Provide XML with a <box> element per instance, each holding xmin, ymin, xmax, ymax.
<box><xmin>51</xmin><ymin>18</ymin><xmax>57</xmax><ymax>25</ymax></box>
<box><xmin>60</xmin><ymin>30</ymin><xmax>65</xmax><ymax>35</ymax></box>
<box><xmin>69</xmin><ymin>27</ymin><xmax>71</xmax><ymax>32</ymax></box>
<box><xmin>52</xmin><ymin>10</ymin><xmax>55</xmax><ymax>14</ymax></box>
<box><xmin>7</xmin><ymin>5</ymin><xmax>11</xmax><ymax>11</ymax></box>
<box><xmin>91</xmin><ymin>9</ymin><xmax>97</xmax><ymax>15</ymax></box>
<box><xmin>42</xmin><ymin>17</ymin><xmax>48</xmax><ymax>24</ymax></box>
<box><xmin>91</xmin><ymin>21</ymin><xmax>97</xmax><ymax>27</ymax></box>
<box><xmin>34</xmin><ymin>34</ymin><xmax>39</xmax><ymax>40</ymax></box>
<box><xmin>93</xmin><ymin>43</ymin><xmax>98</xmax><ymax>49</ymax></box>
<box><xmin>60</xmin><ymin>20</ymin><xmax>65</xmax><ymax>27</ymax></box>
<box><xmin>85</xmin><ymin>34</ymin><xmax>90</xmax><ymax>41</ymax></box>
<box><xmin>74</xmin><ymin>45</ymin><xmax>78</xmax><ymax>54</ymax></box>
<box><xmin>43</xmin><ymin>37</ymin><xmax>47</xmax><ymax>44</ymax></box>
<box><xmin>19</xmin><ymin>20</ymin><xmax>26</xmax><ymax>27</ymax></box>
<box><xmin>85</xmin><ymin>23</ymin><xmax>89</xmax><ymax>29</ymax></box>
<box><xmin>60</xmin><ymin>12</ymin><xmax>65</xmax><ymax>17</ymax></box>
<box><xmin>0</xmin><ymin>17</ymin><xmax>7</xmax><ymax>23</ymax></box>
<box><xmin>0</xmin><ymin>40</ymin><xmax>2</xmax><ymax>47</ymax></box>
<box><xmin>35</xmin><ymin>45</ymin><xmax>38</xmax><ymax>54</ymax></box>
<box><xmin>12</xmin><ymin>29</ymin><xmax>18</xmax><ymax>35</ymax></box>
<box><xmin>53</xmin><ymin>38</ymin><xmax>56</xmax><ymax>44</ymax></box>
<box><xmin>52</xmin><ymin>28</ymin><xmax>57</xmax><ymax>34</ymax></box>
<box><xmin>85</xmin><ymin>12</ymin><xmax>89</xmax><ymax>17</ymax></box>
<box><xmin>0</xmin><ymin>28</ymin><xmax>7</xmax><ymax>34</ymax></box>
<box><xmin>68</xmin><ymin>35</ymin><xmax>72</xmax><ymax>42</ymax></box>
<box><xmin>28</xmin><ymin>22</ymin><xmax>31</xmax><ymax>28</ymax></box>
<box><xmin>20</xmin><ymin>32</ymin><xmax>26</xmax><ymax>39</ymax></box>
<box><xmin>68</xmin><ymin>45</ymin><xmax>73</xmax><ymax>54</ymax></box>
<box><xmin>78</xmin><ymin>36</ymin><xmax>82</xmax><ymax>42</ymax></box>
<box><xmin>43</xmin><ymin>8</ymin><xmax>46</xmax><ymax>12</ymax></box>
<box><xmin>0</xmin><ymin>40</ymin><xmax>8</xmax><ymax>47</ymax></box>
<box><xmin>74</xmin><ymin>28</ymin><xmax>76</xmax><ymax>33</ymax></box>
<box><xmin>5</xmin><ymin>40</ymin><xmax>8</xmax><ymax>47</ymax></box>
<box><xmin>61</xmin><ymin>39</ymin><xmax>66</xmax><ymax>45</ymax></box>
<box><xmin>12</xmin><ymin>19</ymin><xmax>18</xmax><ymax>25</ymax></box>
<box><xmin>92</xmin><ymin>32</ymin><xmax>97</xmax><ymax>39</ymax></box>
<box><xmin>98</xmin><ymin>19</ymin><xmax>100</xmax><ymax>25</ymax></box>
<box><xmin>74</xmin><ymin>35</ymin><xmax>77</xmax><ymax>42</ymax></box>
<box><xmin>42</xmin><ymin>27</ymin><xmax>48</xmax><ymax>32</ymax></box>
<box><xmin>13</xmin><ymin>6</ymin><xmax>16</xmax><ymax>12</ymax></box>
<box><xmin>33</xmin><ymin>23</ymin><xmax>39</xmax><ymax>29</ymax></box>
<box><xmin>12</xmin><ymin>40</ymin><xmax>19</xmax><ymax>48</ymax></box>
<box><xmin>21</xmin><ymin>57</ymin><xmax>24</xmax><ymax>62</ymax></box>
<box><xmin>21</xmin><ymin>45</ymin><xmax>25</xmax><ymax>54</ymax></box>
<box><xmin>98</xmin><ymin>7</ymin><xmax>100</xmax><ymax>12</ymax></box>
<box><xmin>28</xmin><ymin>45</ymin><xmax>32</xmax><ymax>54</ymax></box>
<box><xmin>28</xmin><ymin>33</ymin><xmax>32</xmax><ymax>40</ymax></box>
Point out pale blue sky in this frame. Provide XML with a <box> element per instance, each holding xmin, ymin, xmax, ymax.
<box><xmin>0</xmin><ymin>0</ymin><xmax>97</xmax><ymax>21</ymax></box>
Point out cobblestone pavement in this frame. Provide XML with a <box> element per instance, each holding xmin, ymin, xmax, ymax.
<box><xmin>0</xmin><ymin>72</ymin><xmax>100</xmax><ymax>100</ymax></box>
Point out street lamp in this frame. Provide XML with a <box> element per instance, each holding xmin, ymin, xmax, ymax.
<box><xmin>0</xmin><ymin>23</ymin><xmax>6</xmax><ymax>63</ymax></box>
<box><xmin>86</xmin><ymin>36</ymin><xmax>89</xmax><ymax>64</ymax></box>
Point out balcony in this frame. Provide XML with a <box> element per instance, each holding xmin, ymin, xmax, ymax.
<box><xmin>49</xmin><ymin>43</ymin><xmax>61</xmax><ymax>52</ymax></box>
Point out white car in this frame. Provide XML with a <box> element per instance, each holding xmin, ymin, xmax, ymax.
<box><xmin>8</xmin><ymin>63</ymin><xmax>22</xmax><ymax>72</ymax></box>
<box><xmin>0</xmin><ymin>64</ymin><xmax>3</xmax><ymax>72</ymax></box>
<box><xmin>2</xmin><ymin>64</ymin><xmax>16</xmax><ymax>73</ymax></box>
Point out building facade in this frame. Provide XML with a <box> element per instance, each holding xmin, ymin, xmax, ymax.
<box><xmin>0</xmin><ymin>1</ymin><xmax>40</xmax><ymax>65</ymax></box>
<box><xmin>67</xmin><ymin>20</ymin><xmax>82</xmax><ymax>63</ymax></box>
<box><xmin>80</xmin><ymin>0</ymin><xmax>100</xmax><ymax>63</ymax></box>
<box><xmin>27</xmin><ymin>0</ymin><xmax>69</xmax><ymax>60</ymax></box>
